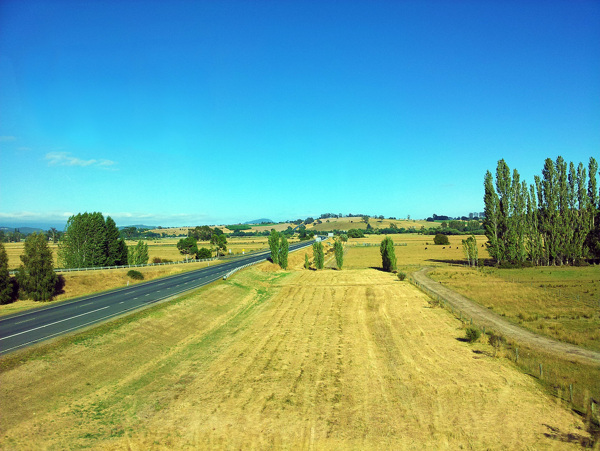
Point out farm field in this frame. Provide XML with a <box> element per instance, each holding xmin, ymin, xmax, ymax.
<box><xmin>343</xmin><ymin>233</ymin><xmax>490</xmax><ymax>270</ymax></box>
<box><xmin>307</xmin><ymin>216</ymin><xmax>439</xmax><ymax>232</ymax></box>
<box><xmin>0</xmin><ymin>258</ymin><xmax>591</xmax><ymax>449</ymax></box>
<box><xmin>428</xmin><ymin>266</ymin><xmax>600</xmax><ymax>352</ymax></box>
<box><xmin>3</xmin><ymin>236</ymin><xmax>292</xmax><ymax>269</ymax></box>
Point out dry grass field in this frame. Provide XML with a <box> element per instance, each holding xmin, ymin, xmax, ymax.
<box><xmin>3</xmin><ymin>236</ymin><xmax>287</xmax><ymax>269</ymax></box>
<box><xmin>308</xmin><ymin>217</ymin><xmax>438</xmax><ymax>232</ymax></box>
<box><xmin>343</xmin><ymin>233</ymin><xmax>488</xmax><ymax>270</ymax></box>
<box><xmin>429</xmin><ymin>266</ymin><xmax>600</xmax><ymax>352</ymax></box>
<box><xmin>0</xmin><ymin>257</ymin><xmax>592</xmax><ymax>449</ymax></box>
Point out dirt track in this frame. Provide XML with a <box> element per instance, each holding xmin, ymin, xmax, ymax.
<box><xmin>413</xmin><ymin>267</ymin><xmax>600</xmax><ymax>366</ymax></box>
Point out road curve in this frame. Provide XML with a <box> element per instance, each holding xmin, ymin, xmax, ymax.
<box><xmin>0</xmin><ymin>239</ymin><xmax>321</xmax><ymax>356</ymax></box>
<box><xmin>412</xmin><ymin>267</ymin><xmax>600</xmax><ymax>366</ymax></box>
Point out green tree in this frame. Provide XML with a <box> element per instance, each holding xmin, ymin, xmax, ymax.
<box><xmin>58</xmin><ymin>212</ymin><xmax>117</xmax><ymax>268</ymax></box>
<box><xmin>304</xmin><ymin>253</ymin><xmax>310</xmax><ymax>269</ymax></box>
<box><xmin>269</xmin><ymin>230</ymin><xmax>280</xmax><ymax>264</ymax></box>
<box><xmin>105</xmin><ymin>216</ymin><xmax>127</xmax><ymax>266</ymax></box>
<box><xmin>334</xmin><ymin>239</ymin><xmax>344</xmax><ymax>269</ymax></box>
<box><xmin>279</xmin><ymin>236</ymin><xmax>289</xmax><ymax>269</ymax></box>
<box><xmin>462</xmin><ymin>235</ymin><xmax>478</xmax><ymax>267</ymax></box>
<box><xmin>196</xmin><ymin>247</ymin><xmax>212</xmax><ymax>259</ymax></box>
<box><xmin>129</xmin><ymin>240</ymin><xmax>149</xmax><ymax>265</ymax></box>
<box><xmin>339</xmin><ymin>234</ymin><xmax>348</xmax><ymax>242</ymax></box>
<box><xmin>380</xmin><ymin>236</ymin><xmax>397</xmax><ymax>272</ymax></box>
<box><xmin>312</xmin><ymin>242</ymin><xmax>324</xmax><ymax>269</ymax></box>
<box><xmin>177</xmin><ymin>237</ymin><xmax>198</xmax><ymax>261</ymax></box>
<box><xmin>16</xmin><ymin>232</ymin><xmax>58</xmax><ymax>301</ymax></box>
<box><xmin>433</xmin><ymin>234</ymin><xmax>449</xmax><ymax>245</ymax></box>
<box><xmin>210</xmin><ymin>234</ymin><xmax>227</xmax><ymax>255</ymax></box>
<box><xmin>0</xmin><ymin>243</ymin><xmax>14</xmax><ymax>304</ymax></box>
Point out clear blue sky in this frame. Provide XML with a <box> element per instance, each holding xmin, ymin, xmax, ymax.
<box><xmin>1</xmin><ymin>0</ymin><xmax>599</xmax><ymax>228</ymax></box>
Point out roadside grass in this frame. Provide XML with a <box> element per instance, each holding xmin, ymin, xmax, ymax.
<box><xmin>428</xmin><ymin>266</ymin><xmax>600</xmax><ymax>352</ymax></box>
<box><xmin>0</xmin><ymin>266</ymin><xmax>591</xmax><ymax>449</ymax></box>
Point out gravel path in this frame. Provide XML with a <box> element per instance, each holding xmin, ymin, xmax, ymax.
<box><xmin>412</xmin><ymin>267</ymin><xmax>600</xmax><ymax>366</ymax></box>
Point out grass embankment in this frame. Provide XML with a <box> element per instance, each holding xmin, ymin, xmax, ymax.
<box><xmin>0</xmin><ymin>256</ymin><xmax>591</xmax><ymax>448</ymax></box>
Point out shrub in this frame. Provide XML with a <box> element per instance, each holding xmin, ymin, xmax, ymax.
<box><xmin>196</xmin><ymin>247</ymin><xmax>212</xmax><ymax>259</ymax></box>
<box><xmin>397</xmin><ymin>272</ymin><xmax>406</xmax><ymax>281</ymax></box>
<box><xmin>488</xmin><ymin>333</ymin><xmax>505</xmax><ymax>349</ymax></box>
<box><xmin>433</xmin><ymin>234</ymin><xmax>450</xmax><ymax>245</ymax></box>
<box><xmin>152</xmin><ymin>257</ymin><xmax>162</xmax><ymax>263</ymax></box>
<box><xmin>465</xmin><ymin>327</ymin><xmax>481</xmax><ymax>343</ymax></box>
<box><xmin>127</xmin><ymin>270</ymin><xmax>144</xmax><ymax>280</ymax></box>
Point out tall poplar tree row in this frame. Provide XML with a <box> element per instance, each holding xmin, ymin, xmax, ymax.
<box><xmin>483</xmin><ymin>157</ymin><xmax>599</xmax><ymax>266</ymax></box>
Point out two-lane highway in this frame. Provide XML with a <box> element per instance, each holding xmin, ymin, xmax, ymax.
<box><xmin>0</xmin><ymin>238</ymin><xmax>322</xmax><ymax>355</ymax></box>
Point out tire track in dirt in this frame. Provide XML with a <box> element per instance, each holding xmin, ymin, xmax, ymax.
<box><xmin>413</xmin><ymin>267</ymin><xmax>600</xmax><ymax>365</ymax></box>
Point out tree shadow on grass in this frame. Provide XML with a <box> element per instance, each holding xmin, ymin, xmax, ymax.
<box><xmin>426</xmin><ymin>258</ymin><xmax>468</xmax><ymax>266</ymax></box>
<box><xmin>368</xmin><ymin>266</ymin><xmax>386</xmax><ymax>272</ymax></box>
<box><xmin>54</xmin><ymin>275</ymin><xmax>66</xmax><ymax>297</ymax></box>
<box><xmin>542</xmin><ymin>424</ymin><xmax>596</xmax><ymax>448</ymax></box>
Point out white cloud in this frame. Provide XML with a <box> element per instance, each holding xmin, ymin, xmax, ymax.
<box><xmin>0</xmin><ymin>135</ymin><xmax>16</xmax><ymax>142</ymax></box>
<box><xmin>45</xmin><ymin>151</ymin><xmax>117</xmax><ymax>169</ymax></box>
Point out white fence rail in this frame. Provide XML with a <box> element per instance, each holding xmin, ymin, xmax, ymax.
<box><xmin>9</xmin><ymin>257</ymin><xmax>218</xmax><ymax>276</ymax></box>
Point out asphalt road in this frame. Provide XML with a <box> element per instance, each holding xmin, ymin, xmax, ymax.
<box><xmin>0</xmin><ymin>238</ymin><xmax>322</xmax><ymax>356</ymax></box>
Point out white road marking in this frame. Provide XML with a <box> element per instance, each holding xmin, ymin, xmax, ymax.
<box><xmin>0</xmin><ymin>305</ymin><xmax>111</xmax><ymax>341</ymax></box>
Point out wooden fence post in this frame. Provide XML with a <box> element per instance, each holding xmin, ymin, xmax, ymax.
<box><xmin>539</xmin><ymin>363</ymin><xmax>543</xmax><ymax>379</ymax></box>
<box><xmin>569</xmin><ymin>384</ymin><xmax>573</xmax><ymax>403</ymax></box>
<box><xmin>515</xmin><ymin>348</ymin><xmax>519</xmax><ymax>363</ymax></box>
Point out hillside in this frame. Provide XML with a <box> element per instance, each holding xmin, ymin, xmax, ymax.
<box><xmin>307</xmin><ymin>216</ymin><xmax>438</xmax><ymax>232</ymax></box>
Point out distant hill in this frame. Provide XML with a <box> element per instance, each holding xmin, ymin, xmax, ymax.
<box><xmin>244</xmin><ymin>218</ymin><xmax>274</xmax><ymax>225</ymax></box>
<box><xmin>117</xmin><ymin>224</ymin><xmax>157</xmax><ymax>230</ymax></box>
<box><xmin>0</xmin><ymin>226</ymin><xmax>45</xmax><ymax>235</ymax></box>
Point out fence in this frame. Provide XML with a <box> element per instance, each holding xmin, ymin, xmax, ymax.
<box><xmin>408</xmin><ymin>273</ymin><xmax>600</xmax><ymax>429</ymax></box>
<box><xmin>9</xmin><ymin>257</ymin><xmax>219</xmax><ymax>276</ymax></box>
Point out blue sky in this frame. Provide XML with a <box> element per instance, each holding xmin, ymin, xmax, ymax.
<box><xmin>1</xmin><ymin>0</ymin><xmax>599</xmax><ymax>228</ymax></box>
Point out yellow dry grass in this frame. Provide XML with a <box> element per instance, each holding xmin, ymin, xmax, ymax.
<box><xmin>344</xmin><ymin>234</ymin><xmax>490</xmax><ymax>269</ymax></box>
<box><xmin>429</xmin><ymin>265</ymin><xmax>600</xmax><ymax>352</ymax></box>
<box><xmin>0</xmin><ymin>265</ymin><xmax>590</xmax><ymax>449</ymax></box>
<box><xmin>309</xmin><ymin>217</ymin><xmax>439</xmax><ymax>232</ymax></box>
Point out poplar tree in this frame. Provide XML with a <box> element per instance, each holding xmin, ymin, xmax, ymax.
<box><xmin>483</xmin><ymin>170</ymin><xmax>500</xmax><ymax>262</ymax></box>
<box><xmin>129</xmin><ymin>240</ymin><xmax>149</xmax><ymax>265</ymax></box>
<box><xmin>334</xmin><ymin>239</ymin><xmax>344</xmax><ymax>269</ymax></box>
<box><xmin>268</xmin><ymin>230</ymin><xmax>280</xmax><ymax>265</ymax></box>
<box><xmin>495</xmin><ymin>159</ymin><xmax>512</xmax><ymax>264</ymax></box>
<box><xmin>312</xmin><ymin>242</ymin><xmax>324</xmax><ymax>269</ymax></box>
<box><xmin>462</xmin><ymin>235</ymin><xmax>478</xmax><ymax>267</ymax></box>
<box><xmin>16</xmin><ymin>232</ymin><xmax>58</xmax><ymax>301</ymax></box>
<box><xmin>279</xmin><ymin>236</ymin><xmax>289</xmax><ymax>269</ymax></box>
<box><xmin>484</xmin><ymin>156</ymin><xmax>597</xmax><ymax>266</ymax></box>
<box><xmin>380</xmin><ymin>236</ymin><xmax>397</xmax><ymax>272</ymax></box>
<box><xmin>588</xmin><ymin>157</ymin><xmax>598</xmax><ymax>229</ymax></box>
